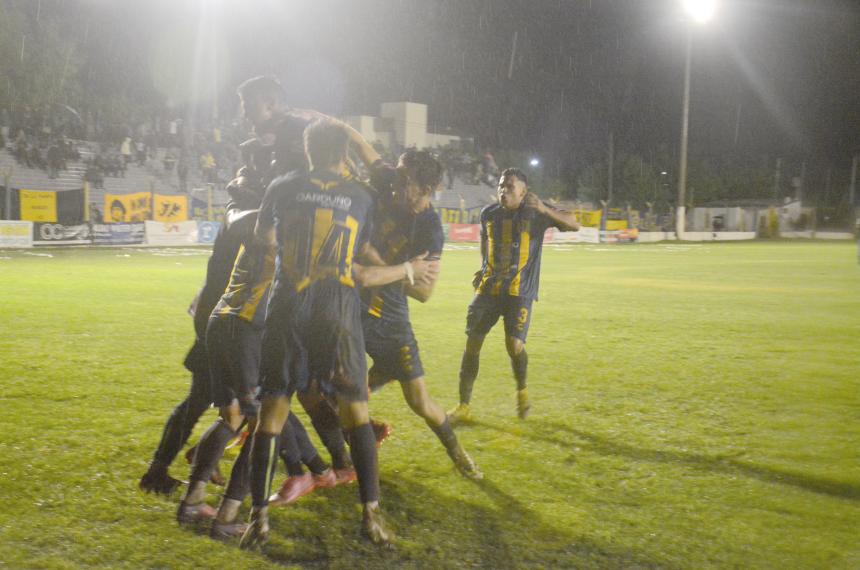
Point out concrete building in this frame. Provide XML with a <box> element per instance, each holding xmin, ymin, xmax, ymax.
<box><xmin>344</xmin><ymin>102</ymin><xmax>468</xmax><ymax>152</ymax></box>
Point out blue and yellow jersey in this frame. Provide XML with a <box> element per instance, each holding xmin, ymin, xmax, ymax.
<box><xmin>476</xmin><ymin>202</ymin><xmax>557</xmax><ymax>300</ymax></box>
<box><xmin>361</xmin><ymin>170</ymin><xmax>444</xmax><ymax>322</ymax></box>
<box><xmin>212</xmin><ymin>234</ymin><xmax>276</xmax><ymax>328</ymax></box>
<box><xmin>260</xmin><ymin>170</ymin><xmax>375</xmax><ymax>297</ymax></box>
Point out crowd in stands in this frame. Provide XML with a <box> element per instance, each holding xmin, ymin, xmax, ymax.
<box><xmin>1</xmin><ymin>104</ymin><xmax>244</xmax><ymax>194</ymax></box>
<box><xmin>1</xmin><ymin>104</ymin><xmax>504</xmax><ymax>199</ymax></box>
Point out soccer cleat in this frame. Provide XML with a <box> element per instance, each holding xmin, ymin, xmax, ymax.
<box><xmin>361</xmin><ymin>504</ymin><xmax>395</xmax><ymax>546</ymax></box>
<box><xmin>139</xmin><ymin>466</ymin><xmax>183</xmax><ymax>495</ymax></box>
<box><xmin>210</xmin><ymin>520</ymin><xmax>249</xmax><ymax>541</ymax></box>
<box><xmin>516</xmin><ymin>389</ymin><xmax>531</xmax><ymax>420</ymax></box>
<box><xmin>268</xmin><ymin>473</ymin><xmax>315</xmax><ymax>506</ymax></box>
<box><xmin>447</xmin><ymin>444</ymin><xmax>484</xmax><ymax>480</ymax></box>
<box><xmin>176</xmin><ymin>501</ymin><xmax>218</xmax><ymax>525</ymax></box>
<box><xmin>371</xmin><ymin>419</ymin><xmax>393</xmax><ymax>448</ymax></box>
<box><xmin>312</xmin><ymin>468</ymin><xmax>338</xmax><ymax>489</ymax></box>
<box><xmin>239</xmin><ymin>509</ymin><xmax>270</xmax><ymax>550</ymax></box>
<box><xmin>334</xmin><ymin>467</ymin><xmax>357</xmax><ymax>486</ymax></box>
<box><xmin>447</xmin><ymin>403</ymin><xmax>472</xmax><ymax>426</ymax></box>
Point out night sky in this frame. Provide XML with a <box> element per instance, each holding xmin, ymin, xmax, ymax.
<box><xmin>97</xmin><ymin>0</ymin><xmax>860</xmax><ymax>174</ymax></box>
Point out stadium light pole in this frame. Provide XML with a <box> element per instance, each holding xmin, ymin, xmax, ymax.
<box><xmin>676</xmin><ymin>0</ymin><xmax>716</xmax><ymax>240</ymax></box>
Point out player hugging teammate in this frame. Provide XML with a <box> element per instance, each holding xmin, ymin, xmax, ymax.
<box><xmin>141</xmin><ymin>75</ymin><xmax>579</xmax><ymax>551</ymax></box>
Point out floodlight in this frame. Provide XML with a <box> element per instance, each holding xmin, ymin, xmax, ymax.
<box><xmin>529</xmin><ymin>158</ymin><xmax>540</xmax><ymax>167</ymax></box>
<box><xmin>682</xmin><ymin>0</ymin><xmax>716</xmax><ymax>23</ymax></box>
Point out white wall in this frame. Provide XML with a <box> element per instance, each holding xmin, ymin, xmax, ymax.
<box><xmin>381</xmin><ymin>102</ymin><xmax>427</xmax><ymax>148</ymax></box>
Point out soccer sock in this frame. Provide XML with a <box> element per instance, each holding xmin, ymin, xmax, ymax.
<box><xmin>223</xmin><ymin>435</ymin><xmax>252</xmax><ymax>502</ymax></box>
<box><xmin>429</xmin><ymin>417</ymin><xmax>459</xmax><ymax>453</ymax></box>
<box><xmin>290</xmin><ymin>412</ymin><xmax>321</xmax><ymax>465</ymax></box>
<box><xmin>511</xmin><ymin>350</ymin><xmax>528</xmax><ymax>391</ymax></box>
<box><xmin>459</xmin><ymin>351</ymin><xmax>480</xmax><ymax>404</ymax></box>
<box><xmin>347</xmin><ymin>423</ymin><xmax>379</xmax><ymax>504</ymax></box>
<box><xmin>152</xmin><ymin>393</ymin><xmax>208</xmax><ymax>467</ymax></box>
<box><xmin>305</xmin><ymin>454</ymin><xmax>328</xmax><ymax>475</ymax></box>
<box><xmin>308</xmin><ymin>402</ymin><xmax>351</xmax><ymax>469</ymax></box>
<box><xmin>249</xmin><ymin>432</ymin><xmax>280</xmax><ymax>508</ymax></box>
<box><xmin>278</xmin><ymin>420</ymin><xmax>303</xmax><ymax>474</ymax></box>
<box><xmin>189</xmin><ymin>420</ymin><xmax>237</xmax><ymax>486</ymax></box>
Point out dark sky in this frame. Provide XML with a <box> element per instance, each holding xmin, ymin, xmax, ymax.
<box><xmin>118</xmin><ymin>0</ymin><xmax>860</xmax><ymax>172</ymax></box>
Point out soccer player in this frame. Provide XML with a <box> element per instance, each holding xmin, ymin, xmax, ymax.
<box><xmin>448</xmin><ymin>168</ymin><xmax>579</xmax><ymax>424</ymax></box>
<box><xmin>241</xmin><ymin>120</ymin><xmax>427</xmax><ymax>548</ymax></box>
<box><xmin>345</xmin><ymin>127</ymin><xmax>482</xmax><ymax>479</ymax></box>
<box><xmin>139</xmin><ymin>75</ymin><xmax>338</xmax><ymax>496</ymax></box>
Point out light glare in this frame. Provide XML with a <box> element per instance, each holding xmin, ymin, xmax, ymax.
<box><xmin>682</xmin><ymin>0</ymin><xmax>716</xmax><ymax>23</ymax></box>
<box><xmin>530</xmin><ymin>158</ymin><xmax>540</xmax><ymax>167</ymax></box>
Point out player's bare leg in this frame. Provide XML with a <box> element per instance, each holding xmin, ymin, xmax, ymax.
<box><xmin>505</xmin><ymin>336</ymin><xmax>530</xmax><ymax>419</ymax></box>
<box><xmin>337</xmin><ymin>396</ymin><xmax>394</xmax><ymax>546</ymax></box>
<box><xmin>449</xmin><ymin>333</ymin><xmax>485</xmax><ymax>425</ymax></box>
<box><xmin>402</xmin><ymin>377</ymin><xmax>482</xmax><ymax>479</ymax></box>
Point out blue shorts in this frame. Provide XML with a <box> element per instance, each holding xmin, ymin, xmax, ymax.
<box><xmin>206</xmin><ymin>315</ymin><xmax>262</xmax><ymax>417</ymax></box>
<box><xmin>260</xmin><ymin>280</ymin><xmax>368</xmax><ymax>402</ymax></box>
<box><xmin>465</xmin><ymin>293</ymin><xmax>533</xmax><ymax>342</ymax></box>
<box><xmin>362</xmin><ymin>316</ymin><xmax>424</xmax><ymax>391</ymax></box>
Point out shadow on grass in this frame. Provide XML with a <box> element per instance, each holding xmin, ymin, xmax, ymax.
<box><xmin>472</xmin><ymin>419</ymin><xmax>860</xmax><ymax>501</ymax></box>
<box><xmin>213</xmin><ymin>473</ymin><xmax>670</xmax><ymax>569</ymax></box>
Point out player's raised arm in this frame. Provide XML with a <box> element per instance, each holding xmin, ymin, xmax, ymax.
<box><xmin>524</xmin><ymin>193</ymin><xmax>580</xmax><ymax>231</ymax></box>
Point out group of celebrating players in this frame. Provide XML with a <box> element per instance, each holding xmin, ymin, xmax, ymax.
<box><xmin>138</xmin><ymin>76</ymin><xmax>579</xmax><ymax>549</ymax></box>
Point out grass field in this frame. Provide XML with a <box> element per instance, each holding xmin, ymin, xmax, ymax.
<box><xmin>0</xmin><ymin>241</ymin><xmax>858</xmax><ymax>569</ymax></box>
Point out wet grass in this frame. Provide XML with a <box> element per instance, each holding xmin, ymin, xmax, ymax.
<box><xmin>0</xmin><ymin>241</ymin><xmax>858</xmax><ymax>569</ymax></box>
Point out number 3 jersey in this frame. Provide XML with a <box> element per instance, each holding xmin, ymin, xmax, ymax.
<box><xmin>258</xmin><ymin>169</ymin><xmax>376</xmax><ymax>302</ymax></box>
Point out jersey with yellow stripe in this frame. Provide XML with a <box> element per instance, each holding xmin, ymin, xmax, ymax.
<box><xmin>212</xmin><ymin>236</ymin><xmax>276</xmax><ymax>328</ymax></box>
<box><xmin>476</xmin><ymin>202</ymin><xmax>555</xmax><ymax>300</ymax></box>
<box><xmin>260</xmin><ymin>170</ymin><xmax>375</xmax><ymax>298</ymax></box>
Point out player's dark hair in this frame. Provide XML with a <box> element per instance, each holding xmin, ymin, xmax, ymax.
<box><xmin>111</xmin><ymin>199</ymin><xmax>126</xmax><ymax>213</ymax></box>
<box><xmin>303</xmin><ymin>119</ymin><xmax>349</xmax><ymax>170</ymax></box>
<box><xmin>501</xmin><ymin>167</ymin><xmax>527</xmax><ymax>185</ymax></box>
<box><xmin>236</xmin><ymin>76</ymin><xmax>286</xmax><ymax>109</ymax></box>
<box><xmin>399</xmin><ymin>149</ymin><xmax>443</xmax><ymax>192</ymax></box>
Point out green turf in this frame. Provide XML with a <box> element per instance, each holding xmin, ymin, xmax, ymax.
<box><xmin>0</xmin><ymin>242</ymin><xmax>858</xmax><ymax>569</ymax></box>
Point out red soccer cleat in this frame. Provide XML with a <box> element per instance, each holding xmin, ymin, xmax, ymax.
<box><xmin>371</xmin><ymin>419</ymin><xmax>392</xmax><ymax>448</ymax></box>
<box><xmin>312</xmin><ymin>468</ymin><xmax>337</xmax><ymax>489</ymax></box>
<box><xmin>334</xmin><ymin>467</ymin><xmax>357</xmax><ymax>486</ymax></box>
<box><xmin>268</xmin><ymin>473</ymin><xmax>315</xmax><ymax>506</ymax></box>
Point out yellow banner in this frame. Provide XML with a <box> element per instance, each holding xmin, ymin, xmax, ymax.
<box><xmin>104</xmin><ymin>192</ymin><xmax>151</xmax><ymax>222</ymax></box>
<box><xmin>576</xmin><ymin>209</ymin><xmax>602</xmax><ymax>228</ymax></box>
<box><xmin>153</xmin><ymin>194</ymin><xmax>188</xmax><ymax>222</ymax></box>
<box><xmin>605</xmin><ymin>219</ymin><xmax>628</xmax><ymax>230</ymax></box>
<box><xmin>20</xmin><ymin>190</ymin><xmax>57</xmax><ymax>222</ymax></box>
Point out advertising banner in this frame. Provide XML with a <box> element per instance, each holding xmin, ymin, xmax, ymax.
<box><xmin>104</xmin><ymin>192</ymin><xmax>151</xmax><ymax>222</ymax></box>
<box><xmin>91</xmin><ymin>222</ymin><xmax>146</xmax><ymax>245</ymax></box>
<box><xmin>195</xmin><ymin>221</ymin><xmax>221</xmax><ymax>244</ymax></box>
<box><xmin>0</xmin><ymin>221</ymin><xmax>34</xmax><ymax>248</ymax></box>
<box><xmin>447</xmin><ymin>223</ymin><xmax>481</xmax><ymax>242</ymax></box>
<box><xmin>20</xmin><ymin>190</ymin><xmax>58</xmax><ymax>222</ymax></box>
<box><xmin>144</xmin><ymin>220</ymin><xmax>198</xmax><ymax>246</ymax></box>
<box><xmin>190</xmin><ymin>196</ymin><xmax>226</xmax><ymax>221</ymax></box>
<box><xmin>33</xmin><ymin>222</ymin><xmax>92</xmax><ymax>245</ymax></box>
<box><xmin>153</xmin><ymin>194</ymin><xmax>189</xmax><ymax>222</ymax></box>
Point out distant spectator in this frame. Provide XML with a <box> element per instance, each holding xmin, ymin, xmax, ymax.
<box><xmin>177</xmin><ymin>157</ymin><xmax>189</xmax><ymax>192</ymax></box>
<box><xmin>120</xmin><ymin>136</ymin><xmax>133</xmax><ymax>165</ymax></box>
<box><xmin>47</xmin><ymin>142</ymin><xmax>62</xmax><ymax>179</ymax></box>
<box><xmin>163</xmin><ymin>152</ymin><xmax>176</xmax><ymax>172</ymax></box>
<box><xmin>199</xmin><ymin>151</ymin><xmax>216</xmax><ymax>183</ymax></box>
